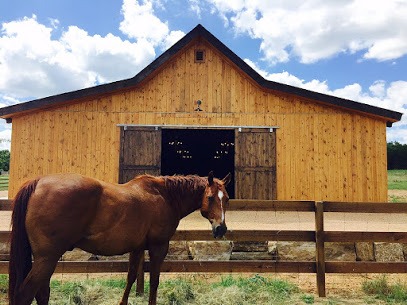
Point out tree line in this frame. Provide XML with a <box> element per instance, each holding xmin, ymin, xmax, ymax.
<box><xmin>387</xmin><ymin>142</ymin><xmax>407</xmax><ymax>170</ymax></box>
<box><xmin>0</xmin><ymin>150</ymin><xmax>9</xmax><ymax>172</ymax></box>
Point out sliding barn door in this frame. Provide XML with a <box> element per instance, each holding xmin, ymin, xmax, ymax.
<box><xmin>235</xmin><ymin>128</ymin><xmax>277</xmax><ymax>199</ymax></box>
<box><xmin>119</xmin><ymin>126</ymin><xmax>161</xmax><ymax>183</ymax></box>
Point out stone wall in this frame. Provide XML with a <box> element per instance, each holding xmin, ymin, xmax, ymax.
<box><xmin>1</xmin><ymin>241</ymin><xmax>406</xmax><ymax>263</ymax></box>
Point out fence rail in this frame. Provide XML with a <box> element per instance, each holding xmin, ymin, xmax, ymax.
<box><xmin>1</xmin><ymin>199</ymin><xmax>407</xmax><ymax>297</ymax></box>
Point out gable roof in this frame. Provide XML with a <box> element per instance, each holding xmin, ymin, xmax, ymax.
<box><xmin>0</xmin><ymin>24</ymin><xmax>403</xmax><ymax>126</ymax></box>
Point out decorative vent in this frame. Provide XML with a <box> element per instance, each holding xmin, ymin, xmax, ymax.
<box><xmin>195</xmin><ymin>50</ymin><xmax>205</xmax><ymax>62</ymax></box>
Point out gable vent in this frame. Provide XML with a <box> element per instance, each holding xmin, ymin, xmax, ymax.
<box><xmin>195</xmin><ymin>50</ymin><xmax>205</xmax><ymax>62</ymax></box>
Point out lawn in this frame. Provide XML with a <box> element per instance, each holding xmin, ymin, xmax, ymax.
<box><xmin>2</xmin><ymin>274</ymin><xmax>407</xmax><ymax>305</ymax></box>
<box><xmin>388</xmin><ymin>170</ymin><xmax>407</xmax><ymax>190</ymax></box>
<box><xmin>0</xmin><ymin>175</ymin><xmax>8</xmax><ymax>191</ymax></box>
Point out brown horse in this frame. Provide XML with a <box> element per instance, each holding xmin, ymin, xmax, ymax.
<box><xmin>9</xmin><ymin>171</ymin><xmax>231</xmax><ymax>305</ymax></box>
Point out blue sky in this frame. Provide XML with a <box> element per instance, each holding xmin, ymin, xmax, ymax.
<box><xmin>0</xmin><ymin>0</ymin><xmax>406</xmax><ymax>150</ymax></box>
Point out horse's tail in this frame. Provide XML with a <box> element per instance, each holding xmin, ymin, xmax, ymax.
<box><xmin>8</xmin><ymin>178</ymin><xmax>39</xmax><ymax>305</ymax></box>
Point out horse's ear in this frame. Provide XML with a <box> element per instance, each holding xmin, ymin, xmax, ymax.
<box><xmin>222</xmin><ymin>172</ymin><xmax>231</xmax><ymax>186</ymax></box>
<box><xmin>208</xmin><ymin>171</ymin><xmax>214</xmax><ymax>186</ymax></box>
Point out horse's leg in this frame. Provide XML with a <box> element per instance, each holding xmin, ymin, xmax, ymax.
<box><xmin>148</xmin><ymin>242</ymin><xmax>169</xmax><ymax>305</ymax></box>
<box><xmin>14</xmin><ymin>256</ymin><xmax>59</xmax><ymax>305</ymax></box>
<box><xmin>119</xmin><ymin>250</ymin><xmax>144</xmax><ymax>305</ymax></box>
<box><xmin>34</xmin><ymin>280</ymin><xmax>51</xmax><ymax>305</ymax></box>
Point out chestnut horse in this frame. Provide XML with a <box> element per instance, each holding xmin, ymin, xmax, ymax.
<box><xmin>9</xmin><ymin>171</ymin><xmax>231</xmax><ymax>305</ymax></box>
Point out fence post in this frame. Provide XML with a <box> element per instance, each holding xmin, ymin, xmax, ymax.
<box><xmin>315</xmin><ymin>201</ymin><xmax>326</xmax><ymax>297</ymax></box>
<box><xmin>136</xmin><ymin>251</ymin><xmax>145</xmax><ymax>296</ymax></box>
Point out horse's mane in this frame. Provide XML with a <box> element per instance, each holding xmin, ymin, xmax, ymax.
<box><xmin>162</xmin><ymin>175</ymin><xmax>207</xmax><ymax>203</ymax></box>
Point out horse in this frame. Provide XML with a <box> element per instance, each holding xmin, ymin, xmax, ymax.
<box><xmin>9</xmin><ymin>171</ymin><xmax>231</xmax><ymax>305</ymax></box>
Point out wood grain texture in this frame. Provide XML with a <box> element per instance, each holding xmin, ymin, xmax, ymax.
<box><xmin>8</xmin><ymin>40</ymin><xmax>389</xmax><ymax>202</ymax></box>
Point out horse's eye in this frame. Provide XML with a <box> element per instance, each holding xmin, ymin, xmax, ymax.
<box><xmin>207</xmin><ymin>195</ymin><xmax>215</xmax><ymax>203</ymax></box>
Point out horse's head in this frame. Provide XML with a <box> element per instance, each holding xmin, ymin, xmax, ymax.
<box><xmin>201</xmin><ymin>171</ymin><xmax>231</xmax><ymax>238</ymax></box>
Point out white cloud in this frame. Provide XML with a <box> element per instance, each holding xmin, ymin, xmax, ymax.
<box><xmin>189</xmin><ymin>0</ymin><xmax>203</xmax><ymax>18</ymax></box>
<box><xmin>0</xmin><ymin>95</ymin><xmax>21</xmax><ymax>108</ymax></box>
<box><xmin>369</xmin><ymin>81</ymin><xmax>386</xmax><ymax>99</ymax></box>
<box><xmin>120</xmin><ymin>0</ymin><xmax>169</xmax><ymax>44</ymax></box>
<box><xmin>60</xmin><ymin>25</ymin><xmax>156</xmax><ymax>84</ymax></box>
<box><xmin>0</xmin><ymin>123</ymin><xmax>11</xmax><ymax>150</ymax></box>
<box><xmin>0</xmin><ymin>15</ymin><xmax>158</xmax><ymax>98</ymax></box>
<box><xmin>202</xmin><ymin>0</ymin><xmax>407</xmax><ymax>64</ymax></box>
<box><xmin>119</xmin><ymin>0</ymin><xmax>184</xmax><ymax>49</ymax></box>
<box><xmin>387</xmin><ymin>127</ymin><xmax>407</xmax><ymax>144</ymax></box>
<box><xmin>0</xmin><ymin>2</ymin><xmax>185</xmax><ymax>101</ymax></box>
<box><xmin>162</xmin><ymin>30</ymin><xmax>185</xmax><ymax>50</ymax></box>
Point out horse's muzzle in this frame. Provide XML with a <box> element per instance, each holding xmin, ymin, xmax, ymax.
<box><xmin>213</xmin><ymin>223</ymin><xmax>227</xmax><ymax>238</ymax></box>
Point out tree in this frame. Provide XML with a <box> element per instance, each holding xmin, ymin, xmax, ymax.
<box><xmin>387</xmin><ymin>142</ymin><xmax>407</xmax><ymax>169</ymax></box>
<box><xmin>0</xmin><ymin>150</ymin><xmax>10</xmax><ymax>172</ymax></box>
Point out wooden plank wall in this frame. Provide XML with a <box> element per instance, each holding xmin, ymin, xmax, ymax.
<box><xmin>235</xmin><ymin>128</ymin><xmax>277</xmax><ymax>199</ymax></box>
<box><xmin>119</xmin><ymin>127</ymin><xmax>162</xmax><ymax>182</ymax></box>
<box><xmin>8</xmin><ymin>40</ymin><xmax>388</xmax><ymax>201</ymax></box>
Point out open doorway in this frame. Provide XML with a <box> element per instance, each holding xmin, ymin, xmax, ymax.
<box><xmin>161</xmin><ymin>129</ymin><xmax>235</xmax><ymax>198</ymax></box>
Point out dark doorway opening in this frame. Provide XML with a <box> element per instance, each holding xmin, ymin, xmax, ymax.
<box><xmin>161</xmin><ymin>129</ymin><xmax>235</xmax><ymax>198</ymax></box>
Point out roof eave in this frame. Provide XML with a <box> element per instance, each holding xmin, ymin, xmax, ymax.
<box><xmin>263</xmin><ymin>80</ymin><xmax>403</xmax><ymax>125</ymax></box>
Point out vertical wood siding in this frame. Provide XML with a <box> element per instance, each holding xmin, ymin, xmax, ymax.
<box><xmin>119</xmin><ymin>127</ymin><xmax>162</xmax><ymax>182</ymax></box>
<box><xmin>8</xmin><ymin>40</ymin><xmax>388</xmax><ymax>201</ymax></box>
<box><xmin>235</xmin><ymin>128</ymin><xmax>277</xmax><ymax>200</ymax></box>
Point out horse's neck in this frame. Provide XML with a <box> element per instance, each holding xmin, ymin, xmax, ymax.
<box><xmin>163</xmin><ymin>176</ymin><xmax>206</xmax><ymax>220</ymax></box>
<box><xmin>178</xmin><ymin>187</ymin><xmax>205</xmax><ymax>219</ymax></box>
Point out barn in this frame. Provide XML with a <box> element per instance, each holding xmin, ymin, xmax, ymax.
<box><xmin>0</xmin><ymin>24</ymin><xmax>402</xmax><ymax>201</ymax></box>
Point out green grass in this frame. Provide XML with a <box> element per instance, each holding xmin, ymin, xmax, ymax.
<box><xmin>208</xmin><ymin>274</ymin><xmax>299</xmax><ymax>304</ymax></box>
<box><xmin>362</xmin><ymin>275</ymin><xmax>407</xmax><ymax>303</ymax></box>
<box><xmin>0</xmin><ymin>275</ymin><xmax>8</xmax><ymax>305</ymax></box>
<box><xmin>4</xmin><ymin>274</ymin><xmax>407</xmax><ymax>304</ymax></box>
<box><xmin>388</xmin><ymin>170</ymin><xmax>407</xmax><ymax>190</ymax></box>
<box><xmin>0</xmin><ymin>274</ymin><xmax>335</xmax><ymax>305</ymax></box>
<box><xmin>0</xmin><ymin>175</ymin><xmax>8</xmax><ymax>191</ymax></box>
<box><xmin>48</xmin><ymin>277</ymin><xmax>129</xmax><ymax>305</ymax></box>
<box><xmin>0</xmin><ymin>275</ymin><xmax>7</xmax><ymax>294</ymax></box>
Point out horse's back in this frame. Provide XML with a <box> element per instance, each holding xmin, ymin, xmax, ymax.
<box><xmin>25</xmin><ymin>173</ymin><xmax>104</xmax><ymax>254</ymax></box>
<box><xmin>29</xmin><ymin>173</ymin><xmax>103</xmax><ymax>208</ymax></box>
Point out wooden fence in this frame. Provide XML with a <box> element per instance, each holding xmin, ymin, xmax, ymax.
<box><xmin>1</xmin><ymin>199</ymin><xmax>407</xmax><ymax>297</ymax></box>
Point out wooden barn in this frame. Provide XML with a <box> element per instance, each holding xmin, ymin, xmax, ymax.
<box><xmin>0</xmin><ymin>25</ymin><xmax>402</xmax><ymax>201</ymax></box>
